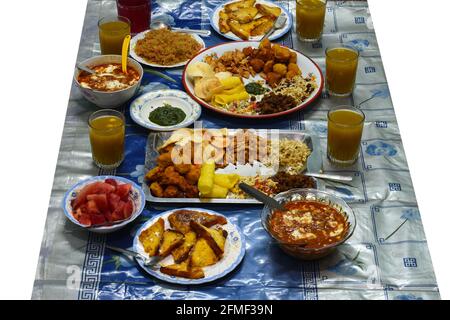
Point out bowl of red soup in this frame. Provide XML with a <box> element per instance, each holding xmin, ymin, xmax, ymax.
<box><xmin>261</xmin><ymin>189</ymin><xmax>356</xmax><ymax>260</ymax></box>
<box><xmin>75</xmin><ymin>55</ymin><xmax>143</xmax><ymax>108</ymax></box>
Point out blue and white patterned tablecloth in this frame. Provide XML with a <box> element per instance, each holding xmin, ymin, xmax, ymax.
<box><xmin>32</xmin><ymin>0</ymin><xmax>440</xmax><ymax>300</ymax></box>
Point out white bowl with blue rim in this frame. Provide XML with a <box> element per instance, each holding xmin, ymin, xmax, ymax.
<box><xmin>209</xmin><ymin>0</ymin><xmax>292</xmax><ymax>41</ymax></box>
<box><xmin>130</xmin><ymin>89</ymin><xmax>202</xmax><ymax>131</ymax></box>
<box><xmin>62</xmin><ymin>176</ymin><xmax>145</xmax><ymax>234</ymax></box>
<box><xmin>133</xmin><ymin>208</ymin><xmax>246</xmax><ymax>285</ymax></box>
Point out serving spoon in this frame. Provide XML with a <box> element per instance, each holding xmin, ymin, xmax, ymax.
<box><xmin>76</xmin><ymin>63</ymin><xmax>96</xmax><ymax>75</ymax></box>
<box><xmin>239</xmin><ymin>182</ymin><xmax>286</xmax><ymax>211</ymax></box>
<box><xmin>150</xmin><ymin>21</ymin><xmax>211</xmax><ymax>37</ymax></box>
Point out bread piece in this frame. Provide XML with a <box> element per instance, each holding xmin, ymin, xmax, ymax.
<box><xmin>228</xmin><ymin>7</ymin><xmax>258</xmax><ymax>24</ymax></box>
<box><xmin>224</xmin><ymin>0</ymin><xmax>256</xmax><ymax>12</ymax></box>
<box><xmin>171</xmin><ymin>231</ymin><xmax>197</xmax><ymax>263</ymax></box>
<box><xmin>158</xmin><ymin>229</ymin><xmax>185</xmax><ymax>257</ymax></box>
<box><xmin>219</xmin><ymin>11</ymin><xmax>230</xmax><ymax>33</ymax></box>
<box><xmin>190</xmin><ymin>221</ymin><xmax>228</xmax><ymax>256</ymax></box>
<box><xmin>255</xmin><ymin>3</ymin><xmax>282</xmax><ymax>18</ymax></box>
<box><xmin>160</xmin><ymin>260</ymin><xmax>205</xmax><ymax>279</ymax></box>
<box><xmin>190</xmin><ymin>238</ymin><xmax>218</xmax><ymax>267</ymax></box>
<box><xmin>138</xmin><ymin>218</ymin><xmax>164</xmax><ymax>256</ymax></box>
<box><xmin>168</xmin><ymin>209</ymin><xmax>227</xmax><ymax>234</ymax></box>
<box><xmin>250</xmin><ymin>16</ymin><xmax>275</xmax><ymax>36</ymax></box>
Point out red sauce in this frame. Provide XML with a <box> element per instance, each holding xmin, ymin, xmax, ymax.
<box><xmin>268</xmin><ymin>200</ymin><xmax>349</xmax><ymax>249</ymax></box>
<box><xmin>77</xmin><ymin>63</ymin><xmax>140</xmax><ymax>92</ymax></box>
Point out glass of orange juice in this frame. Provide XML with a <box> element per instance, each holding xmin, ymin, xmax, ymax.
<box><xmin>326</xmin><ymin>44</ymin><xmax>359</xmax><ymax>96</ymax></box>
<box><xmin>327</xmin><ymin>106</ymin><xmax>365</xmax><ymax>166</ymax></box>
<box><xmin>89</xmin><ymin>109</ymin><xmax>125</xmax><ymax>169</ymax></box>
<box><xmin>98</xmin><ymin>15</ymin><xmax>131</xmax><ymax>55</ymax></box>
<box><xmin>296</xmin><ymin>0</ymin><xmax>327</xmax><ymax>42</ymax></box>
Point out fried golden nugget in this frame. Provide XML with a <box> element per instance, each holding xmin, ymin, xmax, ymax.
<box><xmin>163</xmin><ymin>185</ymin><xmax>180</xmax><ymax>198</ymax></box>
<box><xmin>150</xmin><ymin>182</ymin><xmax>164</xmax><ymax>197</ymax></box>
<box><xmin>157</xmin><ymin>152</ymin><xmax>173</xmax><ymax>168</ymax></box>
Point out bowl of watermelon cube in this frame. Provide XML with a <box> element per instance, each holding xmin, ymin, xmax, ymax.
<box><xmin>63</xmin><ymin>175</ymin><xmax>145</xmax><ymax>233</ymax></box>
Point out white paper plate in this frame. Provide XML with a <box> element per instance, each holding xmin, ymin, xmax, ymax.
<box><xmin>130</xmin><ymin>30</ymin><xmax>205</xmax><ymax>68</ymax></box>
<box><xmin>133</xmin><ymin>208</ymin><xmax>245</xmax><ymax>285</ymax></box>
<box><xmin>210</xmin><ymin>0</ymin><xmax>292</xmax><ymax>41</ymax></box>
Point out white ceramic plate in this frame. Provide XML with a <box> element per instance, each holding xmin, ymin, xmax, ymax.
<box><xmin>210</xmin><ymin>0</ymin><xmax>292</xmax><ymax>41</ymax></box>
<box><xmin>182</xmin><ymin>41</ymin><xmax>324</xmax><ymax>119</ymax></box>
<box><xmin>133</xmin><ymin>208</ymin><xmax>245</xmax><ymax>285</ymax></box>
<box><xmin>130</xmin><ymin>30</ymin><xmax>205</xmax><ymax>68</ymax></box>
<box><xmin>130</xmin><ymin>89</ymin><xmax>202</xmax><ymax>131</ymax></box>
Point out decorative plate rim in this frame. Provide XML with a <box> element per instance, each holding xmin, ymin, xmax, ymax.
<box><xmin>132</xmin><ymin>208</ymin><xmax>246</xmax><ymax>285</ymax></box>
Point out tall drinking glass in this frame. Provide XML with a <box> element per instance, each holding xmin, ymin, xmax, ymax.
<box><xmin>116</xmin><ymin>0</ymin><xmax>151</xmax><ymax>35</ymax></box>
<box><xmin>327</xmin><ymin>106</ymin><xmax>365</xmax><ymax>166</ymax></box>
<box><xmin>326</xmin><ymin>44</ymin><xmax>359</xmax><ymax>96</ymax></box>
<box><xmin>89</xmin><ymin>109</ymin><xmax>125</xmax><ymax>169</ymax></box>
<box><xmin>98</xmin><ymin>15</ymin><xmax>131</xmax><ymax>55</ymax></box>
<box><xmin>296</xmin><ymin>0</ymin><xmax>327</xmax><ymax>42</ymax></box>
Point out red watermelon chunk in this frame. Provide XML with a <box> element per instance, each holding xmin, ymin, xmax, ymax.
<box><xmin>105</xmin><ymin>178</ymin><xmax>118</xmax><ymax>187</ymax></box>
<box><xmin>70</xmin><ymin>178</ymin><xmax>135</xmax><ymax>226</ymax></box>
<box><xmin>78</xmin><ymin>214</ymin><xmax>92</xmax><ymax>226</ymax></box>
<box><xmin>107</xmin><ymin>193</ymin><xmax>121</xmax><ymax>211</ymax></box>
<box><xmin>123</xmin><ymin>200</ymin><xmax>133</xmax><ymax>218</ymax></box>
<box><xmin>86</xmin><ymin>194</ymin><xmax>108</xmax><ymax>211</ymax></box>
<box><xmin>90</xmin><ymin>214</ymin><xmax>106</xmax><ymax>225</ymax></box>
<box><xmin>115</xmin><ymin>183</ymin><xmax>132</xmax><ymax>201</ymax></box>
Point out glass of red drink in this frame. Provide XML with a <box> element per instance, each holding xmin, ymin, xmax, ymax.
<box><xmin>116</xmin><ymin>0</ymin><xmax>151</xmax><ymax>35</ymax></box>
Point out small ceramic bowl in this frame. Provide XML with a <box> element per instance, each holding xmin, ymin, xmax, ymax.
<box><xmin>62</xmin><ymin>176</ymin><xmax>145</xmax><ymax>234</ymax></box>
<box><xmin>130</xmin><ymin>89</ymin><xmax>201</xmax><ymax>131</ymax></box>
<box><xmin>74</xmin><ymin>55</ymin><xmax>143</xmax><ymax>108</ymax></box>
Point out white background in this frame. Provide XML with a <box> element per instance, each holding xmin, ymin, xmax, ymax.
<box><xmin>0</xmin><ymin>0</ymin><xmax>449</xmax><ymax>299</ymax></box>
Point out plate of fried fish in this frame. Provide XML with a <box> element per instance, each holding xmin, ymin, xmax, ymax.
<box><xmin>210</xmin><ymin>0</ymin><xmax>292</xmax><ymax>41</ymax></box>
<box><xmin>133</xmin><ymin>208</ymin><xmax>245</xmax><ymax>284</ymax></box>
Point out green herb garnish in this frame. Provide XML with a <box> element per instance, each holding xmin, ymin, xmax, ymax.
<box><xmin>149</xmin><ymin>103</ymin><xmax>186</xmax><ymax>126</ymax></box>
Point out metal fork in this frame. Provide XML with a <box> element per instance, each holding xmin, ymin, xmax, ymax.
<box><xmin>261</xmin><ymin>14</ymin><xmax>287</xmax><ymax>41</ymax></box>
<box><xmin>105</xmin><ymin>245</ymin><xmax>161</xmax><ymax>267</ymax></box>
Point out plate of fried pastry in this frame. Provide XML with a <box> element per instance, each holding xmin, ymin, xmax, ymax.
<box><xmin>210</xmin><ymin>0</ymin><xmax>292</xmax><ymax>41</ymax></box>
<box><xmin>133</xmin><ymin>208</ymin><xmax>245</xmax><ymax>284</ymax></box>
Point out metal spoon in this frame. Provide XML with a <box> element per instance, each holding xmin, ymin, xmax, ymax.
<box><xmin>76</xmin><ymin>63</ymin><xmax>96</xmax><ymax>75</ymax></box>
<box><xmin>239</xmin><ymin>182</ymin><xmax>286</xmax><ymax>211</ymax></box>
<box><xmin>261</xmin><ymin>14</ymin><xmax>287</xmax><ymax>40</ymax></box>
<box><xmin>150</xmin><ymin>21</ymin><xmax>211</xmax><ymax>37</ymax></box>
<box><xmin>303</xmin><ymin>172</ymin><xmax>353</xmax><ymax>183</ymax></box>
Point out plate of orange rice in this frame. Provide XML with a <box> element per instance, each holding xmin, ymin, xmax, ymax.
<box><xmin>130</xmin><ymin>28</ymin><xmax>205</xmax><ymax>68</ymax></box>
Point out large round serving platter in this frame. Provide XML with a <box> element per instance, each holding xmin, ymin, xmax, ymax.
<box><xmin>210</xmin><ymin>0</ymin><xmax>292</xmax><ymax>41</ymax></box>
<box><xmin>130</xmin><ymin>30</ymin><xmax>205</xmax><ymax>68</ymax></box>
<box><xmin>133</xmin><ymin>208</ymin><xmax>246</xmax><ymax>285</ymax></box>
<box><xmin>182</xmin><ymin>41</ymin><xmax>324</xmax><ymax>119</ymax></box>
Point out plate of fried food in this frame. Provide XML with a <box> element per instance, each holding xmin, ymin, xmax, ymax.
<box><xmin>182</xmin><ymin>39</ymin><xmax>323</xmax><ymax>118</ymax></box>
<box><xmin>143</xmin><ymin>128</ymin><xmax>323</xmax><ymax>203</ymax></box>
<box><xmin>210</xmin><ymin>0</ymin><xmax>292</xmax><ymax>41</ymax></box>
<box><xmin>133</xmin><ymin>208</ymin><xmax>245</xmax><ymax>284</ymax></box>
<box><xmin>130</xmin><ymin>28</ymin><xmax>205</xmax><ymax>68</ymax></box>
